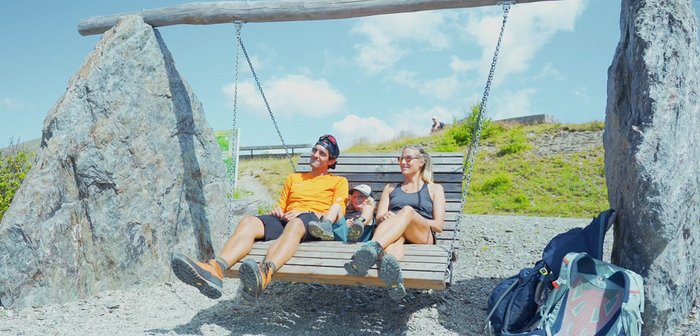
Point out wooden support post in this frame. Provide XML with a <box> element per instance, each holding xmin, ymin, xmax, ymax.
<box><xmin>78</xmin><ymin>0</ymin><xmax>560</xmax><ymax>36</ymax></box>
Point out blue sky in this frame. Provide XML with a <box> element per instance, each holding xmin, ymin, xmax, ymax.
<box><xmin>1</xmin><ymin>1</ymin><xmax>699</xmax><ymax>149</ymax></box>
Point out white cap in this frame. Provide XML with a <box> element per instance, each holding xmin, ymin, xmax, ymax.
<box><xmin>350</xmin><ymin>184</ymin><xmax>372</xmax><ymax>197</ymax></box>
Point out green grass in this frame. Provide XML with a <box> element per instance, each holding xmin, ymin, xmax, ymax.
<box><xmin>235</xmin><ymin>117</ymin><xmax>608</xmax><ymax>218</ymax></box>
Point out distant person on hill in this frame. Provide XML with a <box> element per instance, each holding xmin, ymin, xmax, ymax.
<box><xmin>344</xmin><ymin>145</ymin><xmax>446</xmax><ymax>300</ymax></box>
<box><xmin>308</xmin><ymin>184</ymin><xmax>377</xmax><ymax>243</ymax></box>
<box><xmin>171</xmin><ymin>134</ymin><xmax>348</xmax><ymax>301</ymax></box>
<box><xmin>431</xmin><ymin>117</ymin><xmax>445</xmax><ymax>133</ymax></box>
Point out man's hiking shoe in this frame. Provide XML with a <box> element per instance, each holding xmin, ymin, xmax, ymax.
<box><xmin>378</xmin><ymin>254</ymin><xmax>406</xmax><ymax>301</ymax></box>
<box><xmin>308</xmin><ymin>218</ymin><xmax>334</xmax><ymax>241</ymax></box>
<box><xmin>344</xmin><ymin>241</ymin><xmax>382</xmax><ymax>276</ymax></box>
<box><xmin>171</xmin><ymin>253</ymin><xmax>223</xmax><ymax>299</ymax></box>
<box><xmin>239</xmin><ymin>259</ymin><xmax>275</xmax><ymax>301</ymax></box>
<box><xmin>347</xmin><ymin>218</ymin><xmax>365</xmax><ymax>242</ymax></box>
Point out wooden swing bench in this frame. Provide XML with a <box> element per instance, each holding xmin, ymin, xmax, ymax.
<box><xmin>223</xmin><ymin>152</ymin><xmax>465</xmax><ymax>290</ymax></box>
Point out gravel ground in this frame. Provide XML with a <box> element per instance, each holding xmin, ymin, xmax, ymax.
<box><xmin>0</xmin><ymin>173</ymin><xmax>697</xmax><ymax>335</ymax></box>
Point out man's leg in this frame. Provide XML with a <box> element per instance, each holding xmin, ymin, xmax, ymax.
<box><xmin>171</xmin><ymin>215</ymin><xmax>266</xmax><ymax>299</ymax></box>
<box><xmin>218</xmin><ymin>215</ymin><xmax>266</xmax><ymax>266</ymax></box>
<box><xmin>239</xmin><ymin>214</ymin><xmax>315</xmax><ymax>300</ymax></box>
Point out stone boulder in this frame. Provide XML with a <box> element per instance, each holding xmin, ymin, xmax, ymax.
<box><xmin>605</xmin><ymin>0</ymin><xmax>700</xmax><ymax>334</ymax></box>
<box><xmin>0</xmin><ymin>16</ymin><xmax>231</xmax><ymax>309</ymax></box>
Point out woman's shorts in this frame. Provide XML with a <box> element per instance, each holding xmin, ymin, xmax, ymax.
<box><xmin>258</xmin><ymin>212</ymin><xmax>321</xmax><ymax>242</ymax></box>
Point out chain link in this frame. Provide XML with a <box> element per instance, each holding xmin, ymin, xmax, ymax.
<box><xmin>235</xmin><ymin>25</ymin><xmax>295</xmax><ymax>170</ymax></box>
<box><xmin>226</xmin><ymin>22</ymin><xmax>244</xmax><ymax>237</ymax></box>
<box><xmin>448</xmin><ymin>3</ymin><xmax>513</xmax><ymax>272</ymax></box>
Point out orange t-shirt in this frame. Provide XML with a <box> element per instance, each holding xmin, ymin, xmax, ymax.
<box><xmin>278</xmin><ymin>173</ymin><xmax>348</xmax><ymax>215</ymax></box>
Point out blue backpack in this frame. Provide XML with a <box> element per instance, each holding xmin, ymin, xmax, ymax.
<box><xmin>485</xmin><ymin>209</ymin><xmax>617</xmax><ymax>335</ymax></box>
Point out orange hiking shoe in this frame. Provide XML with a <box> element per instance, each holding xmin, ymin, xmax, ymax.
<box><xmin>239</xmin><ymin>259</ymin><xmax>275</xmax><ymax>301</ymax></box>
<box><xmin>171</xmin><ymin>253</ymin><xmax>224</xmax><ymax>299</ymax></box>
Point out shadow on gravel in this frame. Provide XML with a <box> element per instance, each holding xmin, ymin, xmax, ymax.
<box><xmin>148</xmin><ymin>277</ymin><xmax>504</xmax><ymax>335</ymax></box>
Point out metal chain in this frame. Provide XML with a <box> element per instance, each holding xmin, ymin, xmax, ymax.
<box><xmin>448</xmin><ymin>2</ymin><xmax>513</xmax><ymax>270</ymax></box>
<box><xmin>226</xmin><ymin>22</ymin><xmax>244</xmax><ymax>237</ymax></box>
<box><xmin>235</xmin><ymin>25</ymin><xmax>295</xmax><ymax>170</ymax></box>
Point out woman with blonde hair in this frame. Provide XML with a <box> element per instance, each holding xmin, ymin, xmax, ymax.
<box><xmin>344</xmin><ymin>145</ymin><xmax>446</xmax><ymax>300</ymax></box>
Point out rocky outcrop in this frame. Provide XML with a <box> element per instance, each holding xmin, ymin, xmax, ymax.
<box><xmin>0</xmin><ymin>16</ymin><xmax>229</xmax><ymax>309</ymax></box>
<box><xmin>604</xmin><ymin>0</ymin><xmax>700</xmax><ymax>334</ymax></box>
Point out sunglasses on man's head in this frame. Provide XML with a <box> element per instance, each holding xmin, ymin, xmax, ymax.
<box><xmin>397</xmin><ymin>155</ymin><xmax>421</xmax><ymax>163</ymax></box>
<box><xmin>319</xmin><ymin>134</ymin><xmax>337</xmax><ymax>145</ymax></box>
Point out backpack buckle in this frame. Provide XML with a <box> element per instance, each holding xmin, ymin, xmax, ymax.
<box><xmin>539</xmin><ymin>267</ymin><xmax>549</xmax><ymax>276</ymax></box>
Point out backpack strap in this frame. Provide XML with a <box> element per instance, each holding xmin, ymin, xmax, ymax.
<box><xmin>620</xmin><ymin>270</ymin><xmax>645</xmax><ymax>336</ymax></box>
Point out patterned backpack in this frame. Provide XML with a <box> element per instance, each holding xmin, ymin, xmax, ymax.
<box><xmin>530</xmin><ymin>252</ymin><xmax>645</xmax><ymax>336</ymax></box>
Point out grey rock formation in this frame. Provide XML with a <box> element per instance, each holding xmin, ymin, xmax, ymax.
<box><xmin>0</xmin><ymin>16</ymin><xmax>230</xmax><ymax>309</ymax></box>
<box><xmin>605</xmin><ymin>0</ymin><xmax>700</xmax><ymax>334</ymax></box>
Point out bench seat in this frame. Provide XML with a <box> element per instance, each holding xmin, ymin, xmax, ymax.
<box><xmin>225</xmin><ymin>152</ymin><xmax>464</xmax><ymax>289</ymax></box>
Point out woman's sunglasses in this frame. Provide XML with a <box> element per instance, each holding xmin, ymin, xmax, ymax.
<box><xmin>397</xmin><ymin>155</ymin><xmax>421</xmax><ymax>163</ymax></box>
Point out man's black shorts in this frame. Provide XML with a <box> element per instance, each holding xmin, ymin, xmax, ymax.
<box><xmin>258</xmin><ymin>212</ymin><xmax>322</xmax><ymax>242</ymax></box>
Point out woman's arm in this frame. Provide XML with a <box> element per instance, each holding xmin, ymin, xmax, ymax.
<box><xmin>427</xmin><ymin>183</ymin><xmax>446</xmax><ymax>232</ymax></box>
<box><xmin>375</xmin><ymin>183</ymin><xmax>394</xmax><ymax>224</ymax></box>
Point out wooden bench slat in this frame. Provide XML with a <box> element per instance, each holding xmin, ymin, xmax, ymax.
<box><xmin>224</xmin><ymin>265</ymin><xmax>447</xmax><ymax>290</ymax></box>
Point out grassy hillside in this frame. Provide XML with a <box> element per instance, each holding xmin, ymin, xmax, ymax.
<box><xmin>1</xmin><ymin>118</ymin><xmax>607</xmax><ymax>221</ymax></box>
<box><xmin>238</xmin><ymin>119</ymin><xmax>608</xmax><ymax>219</ymax></box>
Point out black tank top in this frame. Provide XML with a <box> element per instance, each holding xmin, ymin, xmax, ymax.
<box><xmin>389</xmin><ymin>183</ymin><xmax>434</xmax><ymax>219</ymax></box>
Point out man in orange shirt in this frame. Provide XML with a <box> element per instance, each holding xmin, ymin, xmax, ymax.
<box><xmin>171</xmin><ymin>134</ymin><xmax>348</xmax><ymax>300</ymax></box>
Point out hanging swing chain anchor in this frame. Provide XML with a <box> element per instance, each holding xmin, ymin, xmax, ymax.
<box><xmin>450</xmin><ymin>0</ymin><xmax>513</xmax><ymax>270</ymax></box>
<box><xmin>497</xmin><ymin>0</ymin><xmax>516</xmax><ymax>9</ymax></box>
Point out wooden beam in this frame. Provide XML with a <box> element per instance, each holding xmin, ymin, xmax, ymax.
<box><xmin>78</xmin><ymin>0</ymin><xmax>561</xmax><ymax>36</ymax></box>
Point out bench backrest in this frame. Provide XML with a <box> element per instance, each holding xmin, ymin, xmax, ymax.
<box><xmin>296</xmin><ymin>152</ymin><xmax>464</xmax><ymax>245</ymax></box>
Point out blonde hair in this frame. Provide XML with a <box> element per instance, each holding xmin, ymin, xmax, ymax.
<box><xmin>402</xmin><ymin>145</ymin><xmax>433</xmax><ymax>183</ymax></box>
<box><xmin>347</xmin><ymin>194</ymin><xmax>376</xmax><ymax>210</ymax></box>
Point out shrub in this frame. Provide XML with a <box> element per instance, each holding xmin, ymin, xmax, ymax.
<box><xmin>0</xmin><ymin>145</ymin><xmax>34</xmax><ymax>220</ymax></box>
<box><xmin>497</xmin><ymin>129</ymin><xmax>532</xmax><ymax>156</ymax></box>
<box><xmin>443</xmin><ymin>103</ymin><xmax>497</xmax><ymax>147</ymax></box>
<box><xmin>478</xmin><ymin>172</ymin><xmax>513</xmax><ymax>194</ymax></box>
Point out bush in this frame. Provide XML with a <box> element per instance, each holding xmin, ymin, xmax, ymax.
<box><xmin>443</xmin><ymin>103</ymin><xmax>497</xmax><ymax>147</ymax></box>
<box><xmin>478</xmin><ymin>172</ymin><xmax>513</xmax><ymax>194</ymax></box>
<box><xmin>497</xmin><ymin>129</ymin><xmax>532</xmax><ymax>156</ymax></box>
<box><xmin>0</xmin><ymin>145</ymin><xmax>34</xmax><ymax>220</ymax></box>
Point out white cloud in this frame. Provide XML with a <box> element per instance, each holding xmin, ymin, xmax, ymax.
<box><xmin>0</xmin><ymin>97</ymin><xmax>24</xmax><ymax>110</ymax></box>
<box><xmin>491</xmin><ymin>88</ymin><xmax>538</xmax><ymax>120</ymax></box>
<box><xmin>332</xmin><ymin>106</ymin><xmax>456</xmax><ymax>148</ymax></box>
<box><xmin>450</xmin><ymin>56</ymin><xmax>479</xmax><ymax>73</ymax></box>
<box><xmin>223</xmin><ymin>74</ymin><xmax>346</xmax><ymax>118</ymax></box>
<box><xmin>332</xmin><ymin>114</ymin><xmax>397</xmax><ymax>147</ymax></box>
<box><xmin>352</xmin><ymin>11</ymin><xmax>449</xmax><ymax>73</ymax></box>
<box><xmin>394</xmin><ymin>106</ymin><xmax>455</xmax><ymax>135</ymax></box>
<box><xmin>533</xmin><ymin>63</ymin><xmax>564</xmax><ymax>81</ymax></box>
<box><xmin>574</xmin><ymin>86</ymin><xmax>590</xmax><ymax>103</ymax></box>
<box><xmin>390</xmin><ymin>72</ymin><xmax>460</xmax><ymax>101</ymax></box>
<box><xmin>462</xmin><ymin>0</ymin><xmax>586</xmax><ymax>85</ymax></box>
<box><xmin>418</xmin><ymin>75</ymin><xmax>460</xmax><ymax>101</ymax></box>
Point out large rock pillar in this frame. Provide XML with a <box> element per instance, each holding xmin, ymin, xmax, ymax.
<box><xmin>0</xmin><ymin>16</ymin><xmax>228</xmax><ymax>309</ymax></box>
<box><xmin>605</xmin><ymin>0</ymin><xmax>700</xmax><ymax>333</ymax></box>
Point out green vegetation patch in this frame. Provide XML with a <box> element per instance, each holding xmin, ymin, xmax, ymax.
<box><xmin>1</xmin><ymin>145</ymin><xmax>34</xmax><ymax>220</ymax></box>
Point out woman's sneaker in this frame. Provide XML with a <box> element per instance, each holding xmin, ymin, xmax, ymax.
<box><xmin>308</xmin><ymin>218</ymin><xmax>334</xmax><ymax>241</ymax></box>
<box><xmin>171</xmin><ymin>253</ymin><xmax>224</xmax><ymax>299</ymax></box>
<box><xmin>378</xmin><ymin>254</ymin><xmax>406</xmax><ymax>300</ymax></box>
<box><xmin>344</xmin><ymin>241</ymin><xmax>382</xmax><ymax>276</ymax></box>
